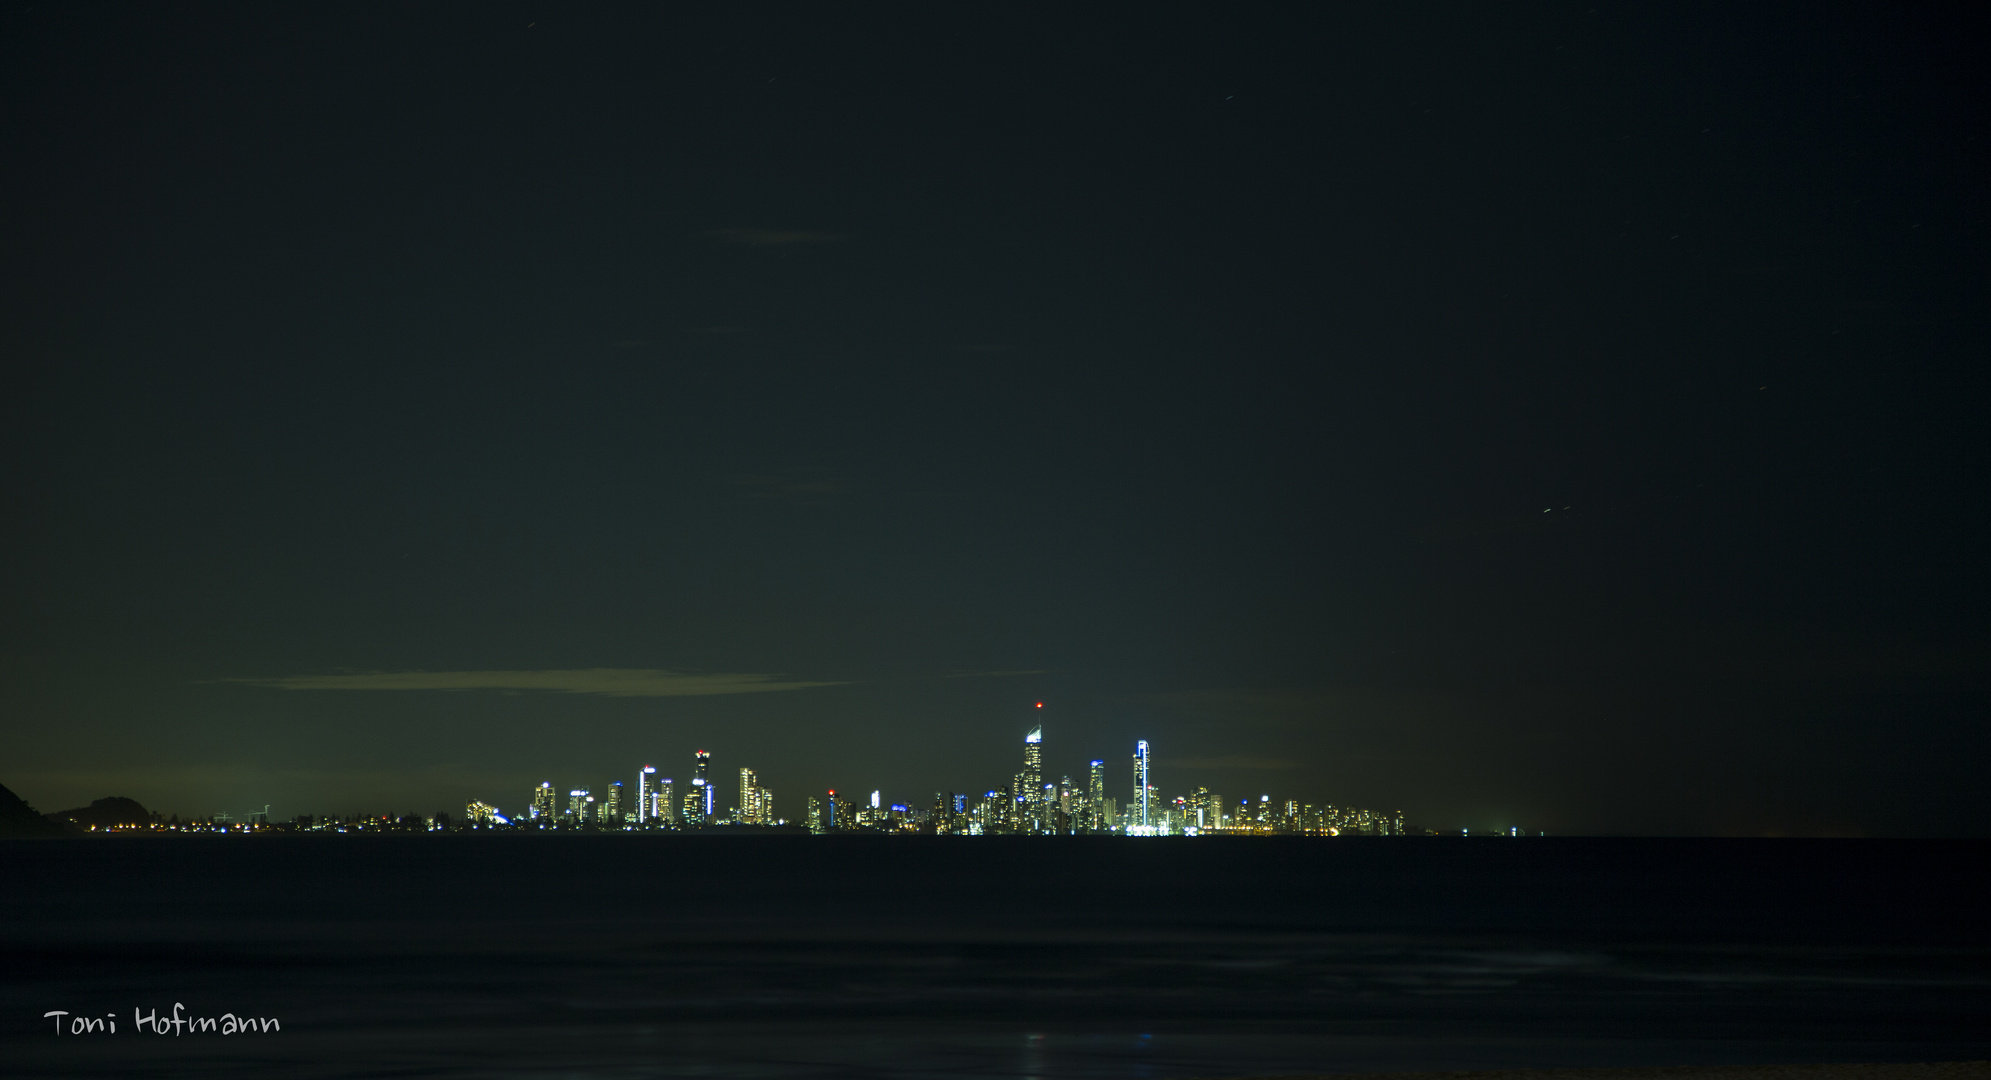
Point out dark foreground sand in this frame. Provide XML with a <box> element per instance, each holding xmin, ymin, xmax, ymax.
<box><xmin>1206</xmin><ymin>1065</ymin><xmax>1991</xmax><ymax>1080</ymax></box>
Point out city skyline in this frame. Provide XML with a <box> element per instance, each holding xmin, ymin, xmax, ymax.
<box><xmin>467</xmin><ymin>721</ymin><xmax>1412</xmax><ymax>837</ymax></box>
<box><xmin>33</xmin><ymin>719</ymin><xmax>1422</xmax><ymax>837</ymax></box>
<box><xmin>27</xmin><ymin>725</ymin><xmax>1433</xmax><ymax>840</ymax></box>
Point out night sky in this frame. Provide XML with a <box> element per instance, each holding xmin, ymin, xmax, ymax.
<box><xmin>2</xmin><ymin>4</ymin><xmax>1985</xmax><ymax>835</ymax></box>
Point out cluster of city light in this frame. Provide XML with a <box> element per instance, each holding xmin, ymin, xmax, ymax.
<box><xmin>462</xmin><ymin>721</ymin><xmax>1408</xmax><ymax>837</ymax></box>
<box><xmin>801</xmin><ymin>728</ymin><xmax>1407</xmax><ymax>837</ymax></box>
<box><xmin>51</xmin><ymin>730</ymin><xmax>1420</xmax><ymax>836</ymax></box>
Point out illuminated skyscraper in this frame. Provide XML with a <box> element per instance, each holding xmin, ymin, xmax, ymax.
<box><xmin>1087</xmin><ymin>760</ymin><xmax>1106</xmax><ymax>831</ymax></box>
<box><xmin>1189</xmin><ymin>787</ymin><xmax>1211</xmax><ymax>829</ymax></box>
<box><xmin>1132</xmin><ymin>740</ymin><xmax>1150</xmax><ymax>828</ymax></box>
<box><xmin>637</xmin><ymin>766</ymin><xmax>656</xmax><ymax>824</ymax></box>
<box><xmin>690</xmin><ymin>750</ymin><xmax>712</xmax><ymax>823</ymax></box>
<box><xmin>828</xmin><ymin>790</ymin><xmax>856</xmax><ymax>831</ymax></box>
<box><xmin>531</xmin><ymin>782</ymin><xmax>556</xmax><ymax>822</ymax></box>
<box><xmin>1021</xmin><ymin>726</ymin><xmax>1044</xmax><ymax>828</ymax></box>
<box><xmin>657</xmin><ymin>778</ymin><xmax>677</xmax><ymax>824</ymax></box>
<box><xmin>566</xmin><ymin>789</ymin><xmax>590</xmax><ymax>823</ymax></box>
<box><xmin>604</xmin><ymin>782</ymin><xmax>622</xmax><ymax>825</ymax></box>
<box><xmin>739</xmin><ymin>767</ymin><xmax>770</xmax><ymax>825</ymax></box>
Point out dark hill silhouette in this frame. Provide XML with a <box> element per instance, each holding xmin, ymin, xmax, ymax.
<box><xmin>0</xmin><ymin>781</ymin><xmax>69</xmax><ymax>837</ymax></box>
<box><xmin>52</xmin><ymin>796</ymin><xmax>152</xmax><ymax>830</ymax></box>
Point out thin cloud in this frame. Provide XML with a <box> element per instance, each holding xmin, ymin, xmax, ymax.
<box><xmin>220</xmin><ymin>669</ymin><xmax>846</xmax><ymax>698</ymax></box>
<box><xmin>707</xmin><ymin>227</ymin><xmax>839</xmax><ymax>246</ymax></box>
<box><xmin>724</xmin><ymin>470</ymin><xmax>851</xmax><ymax>505</ymax></box>
<box><xmin>1160</xmin><ymin>756</ymin><xmax>1304</xmax><ymax>771</ymax></box>
<box><xmin>944</xmin><ymin>669</ymin><xmax>1050</xmax><ymax>679</ymax></box>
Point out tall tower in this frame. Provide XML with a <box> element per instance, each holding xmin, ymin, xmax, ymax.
<box><xmin>531</xmin><ymin>782</ymin><xmax>556</xmax><ymax>822</ymax></box>
<box><xmin>691</xmin><ymin>750</ymin><xmax>712</xmax><ymax>823</ymax></box>
<box><xmin>604</xmin><ymin>782</ymin><xmax>622</xmax><ymax>825</ymax></box>
<box><xmin>1021</xmin><ymin>726</ymin><xmax>1044</xmax><ymax>828</ymax></box>
<box><xmin>739</xmin><ymin>767</ymin><xmax>762</xmax><ymax>825</ymax></box>
<box><xmin>637</xmin><ymin>766</ymin><xmax>656</xmax><ymax>825</ymax></box>
<box><xmin>1087</xmin><ymin>760</ymin><xmax>1106</xmax><ymax>831</ymax></box>
<box><xmin>658</xmin><ymin>778</ymin><xmax>677</xmax><ymax>824</ymax></box>
<box><xmin>1133</xmin><ymin>740</ymin><xmax>1151</xmax><ymax>828</ymax></box>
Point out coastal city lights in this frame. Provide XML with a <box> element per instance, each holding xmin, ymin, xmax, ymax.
<box><xmin>35</xmin><ymin>725</ymin><xmax>1429</xmax><ymax>837</ymax></box>
<box><xmin>454</xmin><ymin>725</ymin><xmax>1412</xmax><ymax>837</ymax></box>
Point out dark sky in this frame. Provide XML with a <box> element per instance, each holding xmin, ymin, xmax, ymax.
<box><xmin>2</xmin><ymin>3</ymin><xmax>1985</xmax><ymax>835</ymax></box>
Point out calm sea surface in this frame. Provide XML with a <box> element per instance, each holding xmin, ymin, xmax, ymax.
<box><xmin>5</xmin><ymin>836</ymin><xmax>1988</xmax><ymax>1078</ymax></box>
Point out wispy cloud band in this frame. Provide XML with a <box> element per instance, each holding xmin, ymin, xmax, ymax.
<box><xmin>1158</xmin><ymin>756</ymin><xmax>1304</xmax><ymax>771</ymax></box>
<box><xmin>220</xmin><ymin>669</ymin><xmax>845</xmax><ymax>698</ymax></box>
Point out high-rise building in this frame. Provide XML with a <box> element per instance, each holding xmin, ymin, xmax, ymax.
<box><xmin>1087</xmin><ymin>760</ymin><xmax>1106</xmax><ymax>831</ymax></box>
<box><xmin>806</xmin><ymin>797</ymin><xmax>823</xmax><ymax>834</ymax></box>
<box><xmin>975</xmin><ymin>790</ymin><xmax>1002</xmax><ymax>835</ymax></box>
<box><xmin>531</xmin><ymin>782</ymin><xmax>556</xmax><ymax>822</ymax></box>
<box><xmin>656</xmin><ymin>778</ymin><xmax>677</xmax><ymax>824</ymax></box>
<box><xmin>604</xmin><ymin>782</ymin><xmax>622</xmax><ymax>825</ymax></box>
<box><xmin>739</xmin><ymin>767</ymin><xmax>771</xmax><ymax>825</ymax></box>
<box><xmin>1132</xmin><ymin>740</ymin><xmax>1151</xmax><ymax>828</ymax></box>
<box><xmin>566</xmin><ymin>789</ymin><xmax>590</xmax><ymax>823</ymax></box>
<box><xmin>688</xmin><ymin>750</ymin><xmax>712</xmax><ymax>824</ymax></box>
<box><xmin>1021</xmin><ymin>726</ymin><xmax>1044</xmax><ymax>829</ymax></box>
<box><xmin>637</xmin><ymin>766</ymin><xmax>656</xmax><ymax>824</ymax></box>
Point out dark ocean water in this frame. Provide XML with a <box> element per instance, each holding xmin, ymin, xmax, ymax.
<box><xmin>4</xmin><ymin>836</ymin><xmax>1988</xmax><ymax>1079</ymax></box>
